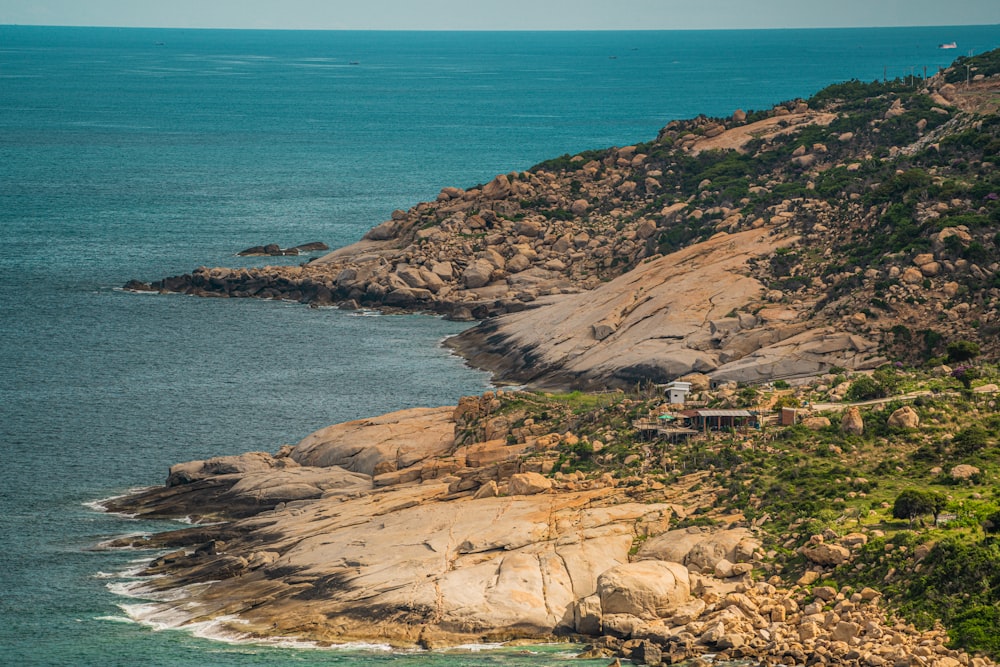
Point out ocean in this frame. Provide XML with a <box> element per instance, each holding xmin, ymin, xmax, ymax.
<box><xmin>1</xmin><ymin>24</ymin><xmax>997</xmax><ymax>666</ymax></box>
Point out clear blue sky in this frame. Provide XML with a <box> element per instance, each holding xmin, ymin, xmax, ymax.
<box><xmin>1</xmin><ymin>0</ymin><xmax>998</xmax><ymax>30</ymax></box>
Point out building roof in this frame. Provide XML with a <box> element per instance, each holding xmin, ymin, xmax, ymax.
<box><xmin>695</xmin><ymin>409</ymin><xmax>753</xmax><ymax>417</ymax></box>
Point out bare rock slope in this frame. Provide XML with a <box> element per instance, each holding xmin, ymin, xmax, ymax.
<box><xmin>449</xmin><ymin>227</ymin><xmax>882</xmax><ymax>389</ymax></box>
<box><xmin>106</xmin><ymin>394</ymin><xmax>995</xmax><ymax>664</ymax></box>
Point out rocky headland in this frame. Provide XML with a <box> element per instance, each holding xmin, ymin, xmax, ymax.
<box><xmin>106</xmin><ymin>384</ymin><xmax>1000</xmax><ymax>665</ymax></box>
<box><xmin>109</xmin><ymin>51</ymin><xmax>1000</xmax><ymax>664</ymax></box>
<box><xmin>126</xmin><ymin>54</ymin><xmax>1000</xmax><ymax>388</ymax></box>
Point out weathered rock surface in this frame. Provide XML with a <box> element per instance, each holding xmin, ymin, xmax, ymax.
<box><xmin>291</xmin><ymin>406</ymin><xmax>455</xmax><ymax>475</ymax></box>
<box><xmin>449</xmin><ymin>229</ymin><xmax>881</xmax><ymax>389</ymax></box>
<box><xmin>596</xmin><ymin>561</ymin><xmax>690</xmax><ymax>619</ymax></box>
<box><xmin>841</xmin><ymin>406</ymin><xmax>865</xmax><ymax>435</ymax></box>
<box><xmin>635</xmin><ymin>527</ymin><xmax>758</xmax><ymax>574</ymax></box>
<box><xmin>115</xmin><ymin>480</ymin><xmax>674</xmax><ymax>647</ymax></box>
<box><xmin>167</xmin><ymin>451</ymin><xmax>298</xmax><ymax>487</ymax></box>
<box><xmin>101</xmin><ymin>390</ymin><xmax>997</xmax><ymax>666</ymax></box>
<box><xmin>887</xmin><ymin>405</ymin><xmax>920</xmax><ymax>429</ymax></box>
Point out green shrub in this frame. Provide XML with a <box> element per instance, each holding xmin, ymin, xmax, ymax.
<box><xmin>947</xmin><ymin>340</ymin><xmax>981</xmax><ymax>363</ymax></box>
<box><xmin>949</xmin><ymin>606</ymin><xmax>1000</xmax><ymax>654</ymax></box>
<box><xmin>984</xmin><ymin>510</ymin><xmax>1000</xmax><ymax>535</ymax></box>
<box><xmin>952</xmin><ymin>425</ymin><xmax>991</xmax><ymax>456</ymax></box>
<box><xmin>892</xmin><ymin>488</ymin><xmax>946</xmax><ymax>525</ymax></box>
<box><xmin>846</xmin><ymin>375</ymin><xmax>888</xmax><ymax>401</ymax></box>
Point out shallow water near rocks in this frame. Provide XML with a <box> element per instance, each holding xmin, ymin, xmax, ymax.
<box><xmin>2</xmin><ymin>24</ymin><xmax>998</xmax><ymax>665</ymax></box>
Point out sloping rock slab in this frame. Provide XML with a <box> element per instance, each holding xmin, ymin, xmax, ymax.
<box><xmin>120</xmin><ymin>484</ymin><xmax>673</xmax><ymax>647</ymax></box>
<box><xmin>292</xmin><ymin>406</ymin><xmax>455</xmax><ymax>475</ymax></box>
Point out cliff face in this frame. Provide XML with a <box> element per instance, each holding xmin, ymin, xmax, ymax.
<box><xmin>128</xmin><ymin>52</ymin><xmax>1000</xmax><ymax>388</ymax></box>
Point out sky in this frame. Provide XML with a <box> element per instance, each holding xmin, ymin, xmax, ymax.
<box><xmin>1</xmin><ymin>0</ymin><xmax>999</xmax><ymax>31</ymax></box>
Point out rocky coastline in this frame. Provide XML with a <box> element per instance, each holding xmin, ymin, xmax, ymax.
<box><xmin>109</xmin><ymin>54</ymin><xmax>1000</xmax><ymax>664</ymax></box>
<box><xmin>126</xmin><ymin>69</ymin><xmax>1000</xmax><ymax>385</ymax></box>
<box><xmin>105</xmin><ymin>392</ymin><xmax>996</xmax><ymax>666</ymax></box>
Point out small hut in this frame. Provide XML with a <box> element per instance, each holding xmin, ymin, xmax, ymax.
<box><xmin>687</xmin><ymin>409</ymin><xmax>757</xmax><ymax>431</ymax></box>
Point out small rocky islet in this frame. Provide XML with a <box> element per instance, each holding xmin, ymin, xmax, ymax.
<box><xmin>111</xmin><ymin>51</ymin><xmax>1000</xmax><ymax>664</ymax></box>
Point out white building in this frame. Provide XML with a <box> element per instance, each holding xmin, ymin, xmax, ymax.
<box><xmin>662</xmin><ymin>381</ymin><xmax>692</xmax><ymax>405</ymax></box>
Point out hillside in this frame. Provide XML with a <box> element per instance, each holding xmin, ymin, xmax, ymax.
<box><xmin>128</xmin><ymin>49</ymin><xmax>1000</xmax><ymax>389</ymax></box>
<box><xmin>106</xmin><ymin>50</ymin><xmax>1000</xmax><ymax>664</ymax></box>
<box><xmin>106</xmin><ymin>366</ymin><xmax>1000</xmax><ymax>662</ymax></box>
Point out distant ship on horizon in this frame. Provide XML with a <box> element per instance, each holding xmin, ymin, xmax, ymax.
<box><xmin>939</xmin><ymin>42</ymin><xmax>958</xmax><ymax>49</ymax></box>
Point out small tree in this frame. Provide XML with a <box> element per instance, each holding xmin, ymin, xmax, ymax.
<box><xmin>947</xmin><ymin>340</ymin><xmax>981</xmax><ymax>363</ymax></box>
<box><xmin>893</xmin><ymin>489</ymin><xmax>947</xmax><ymax>527</ymax></box>
<box><xmin>737</xmin><ymin>385</ymin><xmax>760</xmax><ymax>407</ymax></box>
<box><xmin>846</xmin><ymin>375</ymin><xmax>887</xmax><ymax>401</ymax></box>
<box><xmin>983</xmin><ymin>510</ymin><xmax>1000</xmax><ymax>535</ymax></box>
<box><xmin>952</xmin><ymin>425</ymin><xmax>991</xmax><ymax>456</ymax></box>
<box><xmin>773</xmin><ymin>395</ymin><xmax>801</xmax><ymax>410</ymax></box>
<box><xmin>951</xmin><ymin>365</ymin><xmax>981</xmax><ymax>390</ymax></box>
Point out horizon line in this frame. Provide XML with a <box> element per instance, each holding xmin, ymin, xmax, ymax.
<box><xmin>3</xmin><ymin>22</ymin><xmax>999</xmax><ymax>32</ymax></box>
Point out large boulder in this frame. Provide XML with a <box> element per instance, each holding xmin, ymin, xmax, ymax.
<box><xmin>802</xmin><ymin>416</ymin><xmax>831</xmax><ymax>430</ymax></box>
<box><xmin>482</xmin><ymin>174</ymin><xmax>512</xmax><ymax>199</ymax></box>
<box><xmin>635</xmin><ymin>527</ymin><xmax>758</xmax><ymax>573</ymax></box>
<box><xmin>801</xmin><ymin>542</ymin><xmax>851</xmax><ymax>566</ymax></box>
<box><xmin>596</xmin><ymin>560</ymin><xmax>691</xmax><ymax>619</ymax></box>
<box><xmin>167</xmin><ymin>452</ymin><xmax>296</xmax><ymax>487</ymax></box>
<box><xmin>291</xmin><ymin>406</ymin><xmax>455</xmax><ymax>476</ymax></box>
<box><xmin>508</xmin><ymin>472</ymin><xmax>553</xmax><ymax>496</ymax></box>
<box><xmin>841</xmin><ymin>406</ymin><xmax>864</xmax><ymax>436</ymax></box>
<box><xmin>363</xmin><ymin>219</ymin><xmax>399</xmax><ymax>241</ymax></box>
<box><xmin>462</xmin><ymin>259</ymin><xmax>496</xmax><ymax>289</ymax></box>
<box><xmin>573</xmin><ymin>594</ymin><xmax>603</xmax><ymax>635</ymax></box>
<box><xmin>950</xmin><ymin>464</ymin><xmax>980</xmax><ymax>481</ymax></box>
<box><xmin>887</xmin><ymin>405</ymin><xmax>919</xmax><ymax>429</ymax></box>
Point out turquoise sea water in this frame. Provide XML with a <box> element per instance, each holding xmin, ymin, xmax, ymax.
<box><xmin>2</xmin><ymin>24</ymin><xmax>999</xmax><ymax>666</ymax></box>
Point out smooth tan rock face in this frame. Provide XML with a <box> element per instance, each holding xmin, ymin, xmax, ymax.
<box><xmin>167</xmin><ymin>451</ymin><xmax>295</xmax><ymax>486</ymax></box>
<box><xmin>596</xmin><ymin>560</ymin><xmax>691</xmax><ymax>619</ymax></box>
<box><xmin>291</xmin><ymin>406</ymin><xmax>455</xmax><ymax>476</ymax></box>
<box><xmin>451</xmin><ymin>227</ymin><xmax>880</xmax><ymax>388</ymax></box>
<box><xmin>635</xmin><ymin>527</ymin><xmax>757</xmax><ymax>573</ymax></box>
<box><xmin>508</xmin><ymin>472</ymin><xmax>553</xmax><ymax>495</ymax></box>
<box><xmin>802</xmin><ymin>542</ymin><xmax>851</xmax><ymax>566</ymax></box>
<box><xmin>226</xmin><ymin>466</ymin><xmax>372</xmax><ymax>503</ymax></box>
<box><xmin>841</xmin><ymin>406</ymin><xmax>864</xmax><ymax>435</ymax></box>
<box><xmin>887</xmin><ymin>405</ymin><xmax>920</xmax><ymax>429</ymax></box>
<box><xmin>135</xmin><ymin>481</ymin><xmax>674</xmax><ymax>645</ymax></box>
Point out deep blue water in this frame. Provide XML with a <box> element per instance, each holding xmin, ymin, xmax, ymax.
<box><xmin>1</xmin><ymin>24</ymin><xmax>998</xmax><ymax>666</ymax></box>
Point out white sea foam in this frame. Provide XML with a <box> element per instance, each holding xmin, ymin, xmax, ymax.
<box><xmin>94</xmin><ymin>614</ymin><xmax>135</xmax><ymax>624</ymax></box>
<box><xmin>83</xmin><ymin>488</ymin><xmax>148</xmax><ymax>512</ymax></box>
<box><xmin>119</xmin><ymin>601</ymin><xmax>197</xmax><ymax>631</ymax></box>
<box><xmin>107</xmin><ymin>579</ymin><xmax>153</xmax><ymax>599</ymax></box>
<box><xmin>445</xmin><ymin>642</ymin><xmax>507</xmax><ymax>652</ymax></box>
<box><xmin>92</xmin><ymin>532</ymin><xmax>152</xmax><ymax>550</ymax></box>
<box><xmin>117</xmin><ymin>595</ymin><xmax>400</xmax><ymax>652</ymax></box>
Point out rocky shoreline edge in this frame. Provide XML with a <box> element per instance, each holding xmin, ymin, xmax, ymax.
<box><xmin>109</xmin><ymin>57</ymin><xmax>1000</xmax><ymax>663</ymax></box>
<box><xmin>101</xmin><ymin>395</ymin><xmax>995</xmax><ymax>666</ymax></box>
